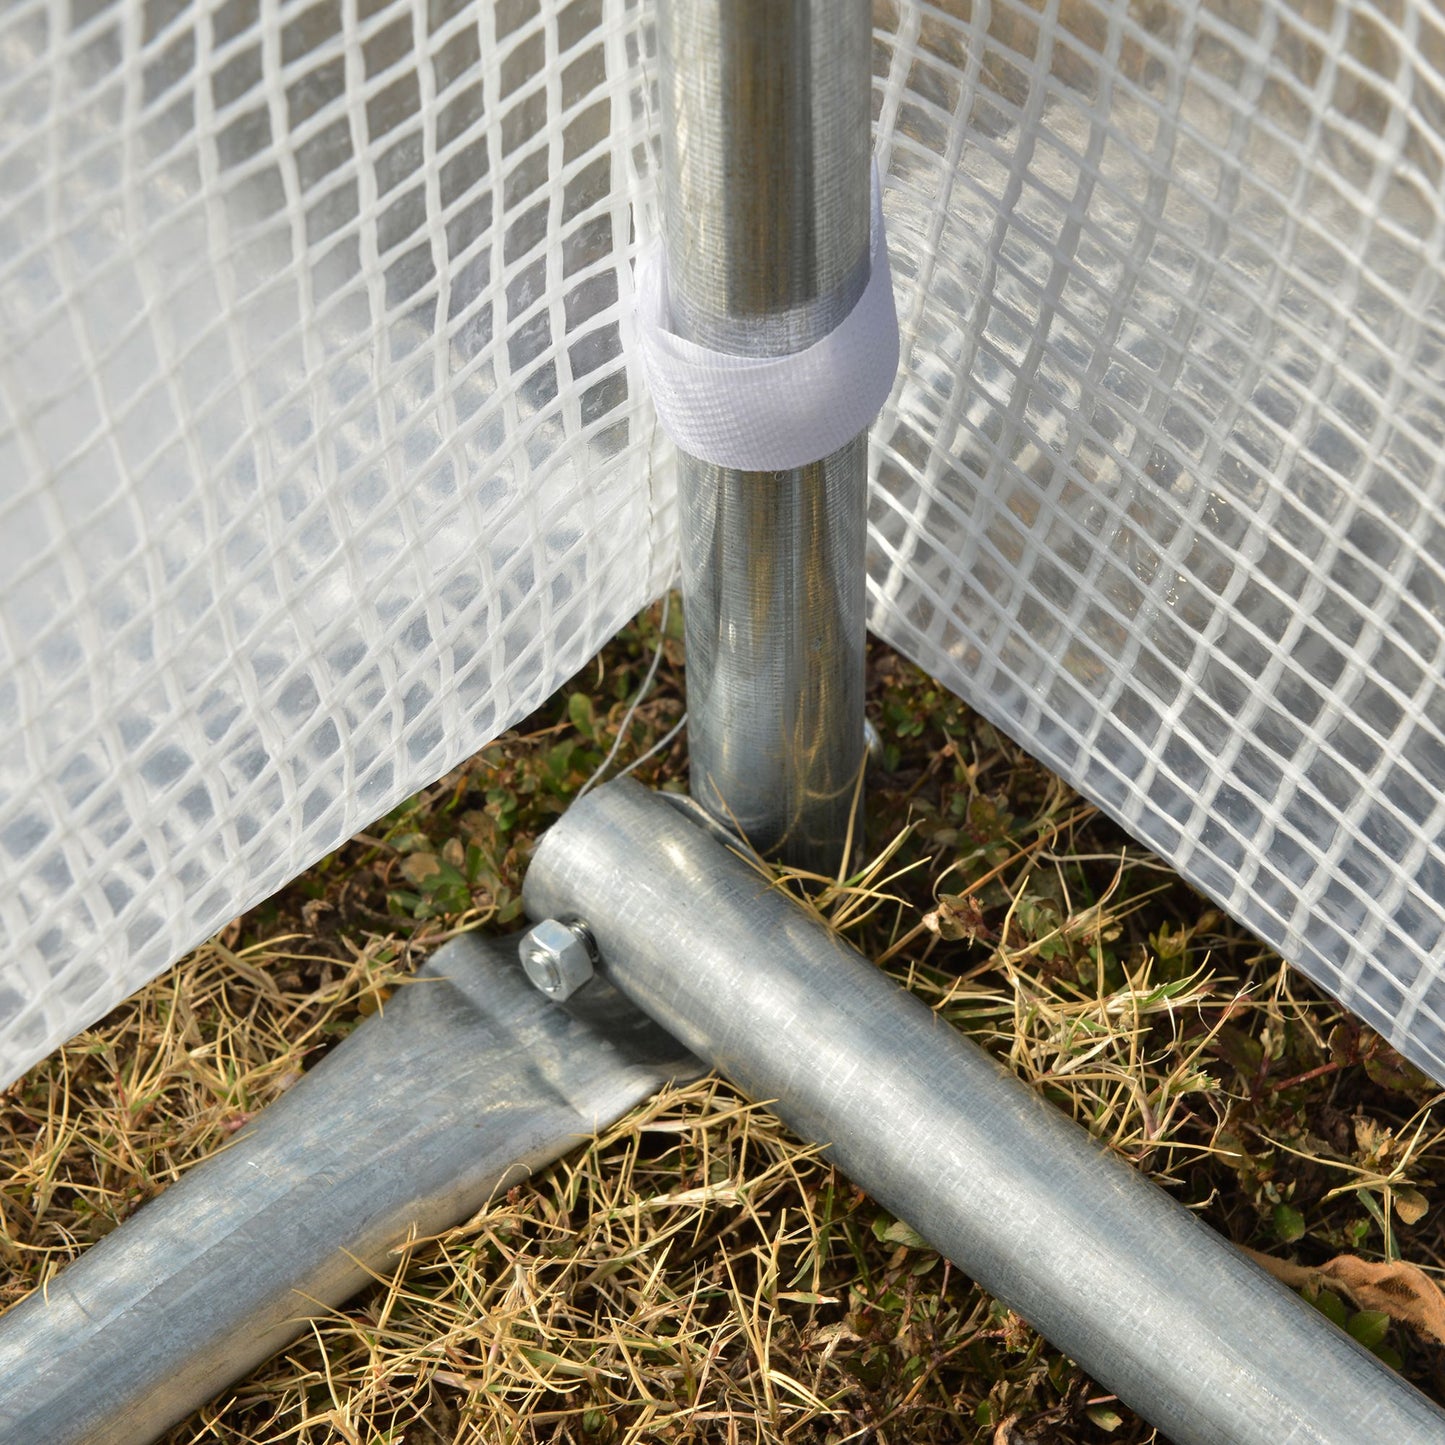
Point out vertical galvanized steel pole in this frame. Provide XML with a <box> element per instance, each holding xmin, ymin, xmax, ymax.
<box><xmin>656</xmin><ymin>0</ymin><xmax>872</xmax><ymax>874</ymax></box>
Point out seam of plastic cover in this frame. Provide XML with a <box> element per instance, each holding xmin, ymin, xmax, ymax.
<box><xmin>632</xmin><ymin>162</ymin><xmax>899</xmax><ymax>472</ymax></box>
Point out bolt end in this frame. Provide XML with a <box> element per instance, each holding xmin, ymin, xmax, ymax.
<box><xmin>519</xmin><ymin>918</ymin><xmax>596</xmax><ymax>1001</ymax></box>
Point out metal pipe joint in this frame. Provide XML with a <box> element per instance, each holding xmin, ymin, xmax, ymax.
<box><xmin>522</xmin><ymin>779</ymin><xmax>1445</xmax><ymax>1445</ymax></box>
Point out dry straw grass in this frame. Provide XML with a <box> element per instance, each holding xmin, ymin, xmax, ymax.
<box><xmin>5</xmin><ymin>609</ymin><xmax>1445</xmax><ymax>1443</ymax></box>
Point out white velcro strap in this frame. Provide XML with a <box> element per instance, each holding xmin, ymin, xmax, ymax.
<box><xmin>634</xmin><ymin>162</ymin><xmax>899</xmax><ymax>472</ymax></box>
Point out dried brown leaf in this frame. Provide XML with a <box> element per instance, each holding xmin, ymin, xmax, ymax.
<box><xmin>1394</xmin><ymin>1187</ymin><xmax>1429</xmax><ymax>1225</ymax></box>
<box><xmin>924</xmin><ymin>892</ymin><xmax>991</xmax><ymax>943</ymax></box>
<box><xmin>400</xmin><ymin>852</ymin><xmax>441</xmax><ymax>887</ymax></box>
<box><xmin>1243</xmin><ymin>1247</ymin><xmax>1445</xmax><ymax>1346</ymax></box>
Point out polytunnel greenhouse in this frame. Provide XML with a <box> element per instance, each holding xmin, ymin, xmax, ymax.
<box><xmin>4</xmin><ymin>0</ymin><xmax>1445</xmax><ymax>1439</ymax></box>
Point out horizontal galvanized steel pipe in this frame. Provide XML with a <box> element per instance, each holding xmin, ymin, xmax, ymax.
<box><xmin>522</xmin><ymin>778</ymin><xmax>1445</xmax><ymax>1445</ymax></box>
<box><xmin>0</xmin><ymin>936</ymin><xmax>697</xmax><ymax>1445</ymax></box>
<box><xmin>658</xmin><ymin>0</ymin><xmax>872</xmax><ymax>874</ymax></box>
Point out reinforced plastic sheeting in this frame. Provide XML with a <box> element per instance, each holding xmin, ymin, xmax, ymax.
<box><xmin>3</xmin><ymin>0</ymin><xmax>1444</xmax><ymax>1085</ymax></box>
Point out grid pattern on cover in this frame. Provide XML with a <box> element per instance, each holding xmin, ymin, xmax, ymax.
<box><xmin>0</xmin><ymin>0</ymin><xmax>673</xmax><ymax>1084</ymax></box>
<box><xmin>5</xmin><ymin>0</ymin><xmax>1445</xmax><ymax>1092</ymax></box>
<box><xmin>863</xmin><ymin>0</ymin><xmax>1445</xmax><ymax>1079</ymax></box>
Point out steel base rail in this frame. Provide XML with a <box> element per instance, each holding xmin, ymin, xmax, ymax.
<box><xmin>0</xmin><ymin>935</ymin><xmax>698</xmax><ymax>1445</ymax></box>
<box><xmin>659</xmin><ymin>0</ymin><xmax>872</xmax><ymax>874</ymax></box>
<box><xmin>522</xmin><ymin>778</ymin><xmax>1445</xmax><ymax>1445</ymax></box>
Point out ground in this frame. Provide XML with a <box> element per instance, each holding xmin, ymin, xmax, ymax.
<box><xmin>4</xmin><ymin>599</ymin><xmax>1445</xmax><ymax>1443</ymax></box>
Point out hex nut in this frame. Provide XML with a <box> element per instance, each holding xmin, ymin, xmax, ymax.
<box><xmin>519</xmin><ymin>918</ymin><xmax>595</xmax><ymax>1001</ymax></box>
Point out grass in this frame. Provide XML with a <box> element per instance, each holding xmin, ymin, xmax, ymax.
<box><xmin>4</xmin><ymin>597</ymin><xmax>1445</xmax><ymax>1442</ymax></box>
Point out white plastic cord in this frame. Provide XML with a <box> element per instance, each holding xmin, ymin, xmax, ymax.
<box><xmin>613</xmin><ymin>712</ymin><xmax>687</xmax><ymax>785</ymax></box>
<box><xmin>576</xmin><ymin>594</ymin><xmax>673</xmax><ymax>801</ymax></box>
<box><xmin>633</xmin><ymin>163</ymin><xmax>899</xmax><ymax>472</ymax></box>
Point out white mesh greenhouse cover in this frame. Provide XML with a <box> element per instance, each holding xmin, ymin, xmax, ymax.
<box><xmin>3</xmin><ymin>0</ymin><xmax>1444</xmax><ymax>1089</ymax></box>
